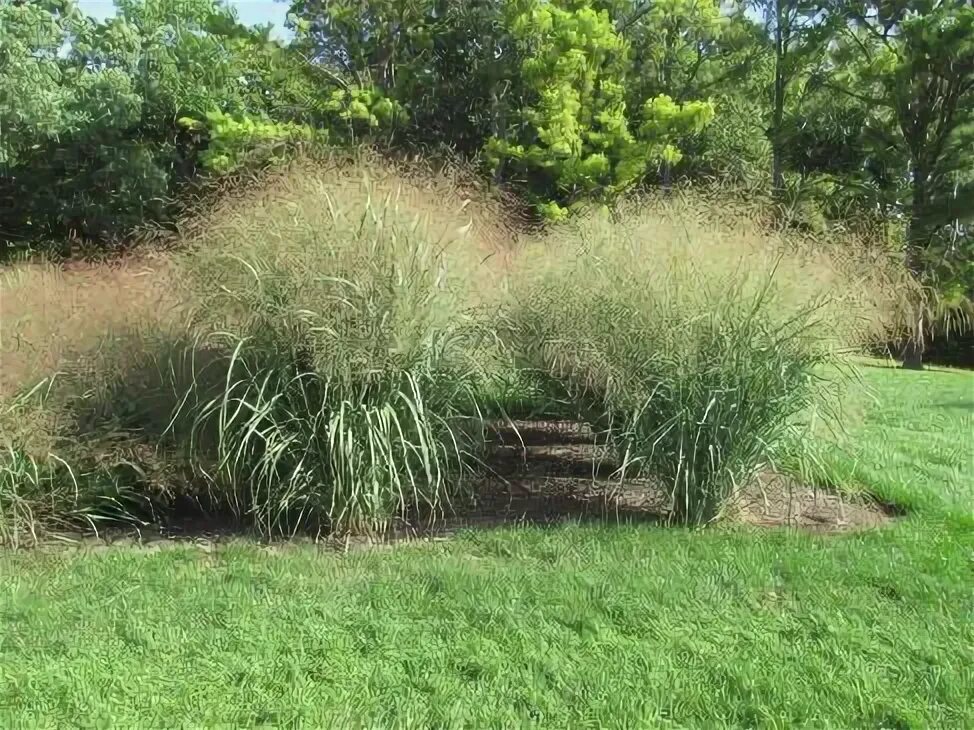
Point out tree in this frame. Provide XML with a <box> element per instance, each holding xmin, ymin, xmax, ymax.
<box><xmin>0</xmin><ymin>0</ymin><xmax>158</xmax><ymax>244</ymax></box>
<box><xmin>746</xmin><ymin>0</ymin><xmax>836</xmax><ymax>195</ymax></box>
<box><xmin>666</xmin><ymin>12</ymin><xmax>775</xmax><ymax>186</ymax></box>
<box><xmin>618</xmin><ymin>0</ymin><xmax>744</xmax><ymax>185</ymax></box>
<box><xmin>485</xmin><ymin>0</ymin><xmax>713</xmax><ymax>218</ymax></box>
<box><xmin>617</xmin><ymin>0</ymin><xmax>728</xmax><ymax>101</ymax></box>
<box><xmin>0</xmin><ymin>1</ymin><xmax>85</xmax><ymax>169</ymax></box>
<box><xmin>834</xmin><ymin>0</ymin><xmax>974</xmax><ymax>367</ymax></box>
<box><xmin>0</xmin><ymin>0</ymin><xmax>317</xmax><ymax>247</ymax></box>
<box><xmin>286</xmin><ymin>0</ymin><xmax>437</xmax><ymax>91</ymax></box>
<box><xmin>286</xmin><ymin>0</ymin><xmax>516</xmax><ymax>154</ymax></box>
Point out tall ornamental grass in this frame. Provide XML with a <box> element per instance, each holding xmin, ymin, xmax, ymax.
<box><xmin>165</xmin><ymin>161</ymin><xmax>499</xmax><ymax>534</ymax></box>
<box><xmin>0</xmin><ymin>162</ymin><xmax>910</xmax><ymax>541</ymax></box>
<box><xmin>503</xmin><ymin>201</ymin><xmax>907</xmax><ymax>523</ymax></box>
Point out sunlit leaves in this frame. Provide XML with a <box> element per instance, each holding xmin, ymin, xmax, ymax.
<box><xmin>485</xmin><ymin>0</ymin><xmax>714</xmax><ymax>218</ymax></box>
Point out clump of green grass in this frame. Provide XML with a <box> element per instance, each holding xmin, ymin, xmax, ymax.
<box><xmin>0</xmin><ymin>382</ymin><xmax>151</xmax><ymax>547</ymax></box>
<box><xmin>503</xmin><ymin>202</ymin><xmax>907</xmax><ymax>524</ymax></box>
<box><xmin>0</xmin><ymin>447</ymin><xmax>63</xmax><ymax>547</ymax></box>
<box><xmin>159</xmin><ymin>161</ymin><xmax>500</xmax><ymax>535</ymax></box>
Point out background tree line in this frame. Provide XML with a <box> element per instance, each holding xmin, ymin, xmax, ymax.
<box><xmin>2</xmin><ymin>0</ymin><xmax>972</xmax><ymax>362</ymax></box>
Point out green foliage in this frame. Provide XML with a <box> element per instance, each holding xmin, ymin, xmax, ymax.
<box><xmin>0</xmin><ymin>0</ymin><xmax>83</xmax><ymax>167</ymax></box>
<box><xmin>744</xmin><ymin>0</ymin><xmax>842</xmax><ymax>193</ymax></box>
<box><xmin>836</xmin><ymin>1</ymin><xmax>974</xmax><ymax>244</ymax></box>
<box><xmin>287</xmin><ymin>0</ymin><xmax>438</xmax><ymax>90</ymax></box>
<box><xmin>0</xmin><ymin>0</ymin><xmax>168</xmax><ymax>242</ymax></box>
<box><xmin>285</xmin><ymin>0</ymin><xmax>491</xmax><ymax>149</ymax></box>
<box><xmin>620</xmin><ymin>0</ymin><xmax>727</xmax><ymax>101</ymax></box>
<box><xmin>637</xmin><ymin>93</ymin><xmax>715</xmax><ymax>168</ymax></box>
<box><xmin>0</xmin><ymin>0</ymin><xmax>331</xmax><ymax>248</ymax></box>
<box><xmin>665</xmin><ymin>11</ymin><xmax>772</xmax><ymax>185</ymax></box>
<box><xmin>679</xmin><ymin>93</ymin><xmax>772</xmax><ymax>185</ymax></box>
<box><xmin>485</xmin><ymin>0</ymin><xmax>714</xmax><ymax>218</ymax></box>
<box><xmin>322</xmin><ymin>86</ymin><xmax>409</xmax><ymax>135</ymax></box>
<box><xmin>181</xmin><ymin>111</ymin><xmax>319</xmax><ymax>174</ymax></box>
<box><xmin>179</xmin><ymin>85</ymin><xmax>407</xmax><ymax>176</ymax></box>
<box><xmin>830</xmin><ymin>1</ymin><xmax>974</xmax><ymax>347</ymax></box>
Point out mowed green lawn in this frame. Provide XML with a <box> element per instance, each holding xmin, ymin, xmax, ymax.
<box><xmin>1</xmin><ymin>364</ymin><xmax>972</xmax><ymax>728</ymax></box>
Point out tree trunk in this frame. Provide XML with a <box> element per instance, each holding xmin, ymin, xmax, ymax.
<box><xmin>770</xmin><ymin>68</ymin><xmax>785</xmax><ymax>194</ymax></box>
<box><xmin>489</xmin><ymin>86</ymin><xmax>506</xmax><ymax>186</ymax></box>
<box><xmin>901</xmin><ymin>254</ymin><xmax>926</xmax><ymax>370</ymax></box>
<box><xmin>900</xmin><ymin>335</ymin><xmax>924</xmax><ymax>370</ymax></box>
<box><xmin>770</xmin><ymin>0</ymin><xmax>786</xmax><ymax>196</ymax></box>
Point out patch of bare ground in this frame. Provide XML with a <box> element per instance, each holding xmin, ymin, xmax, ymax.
<box><xmin>11</xmin><ymin>419</ymin><xmax>897</xmax><ymax>554</ymax></box>
<box><xmin>730</xmin><ymin>472</ymin><xmax>896</xmax><ymax>532</ymax></box>
<box><xmin>466</xmin><ymin>420</ymin><xmax>897</xmax><ymax>534</ymax></box>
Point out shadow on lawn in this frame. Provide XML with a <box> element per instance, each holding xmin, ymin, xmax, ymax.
<box><xmin>859</xmin><ymin>360</ymin><xmax>973</xmax><ymax>375</ymax></box>
<box><xmin>932</xmin><ymin>400</ymin><xmax>974</xmax><ymax>412</ymax></box>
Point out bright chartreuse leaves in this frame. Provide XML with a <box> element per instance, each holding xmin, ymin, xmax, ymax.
<box><xmin>182</xmin><ymin>87</ymin><xmax>407</xmax><ymax>175</ymax></box>
<box><xmin>485</xmin><ymin>0</ymin><xmax>714</xmax><ymax>219</ymax></box>
<box><xmin>322</xmin><ymin>87</ymin><xmax>408</xmax><ymax>132</ymax></box>
<box><xmin>179</xmin><ymin>89</ymin><xmax>406</xmax><ymax>175</ymax></box>
<box><xmin>638</xmin><ymin>93</ymin><xmax>715</xmax><ymax>168</ymax></box>
<box><xmin>483</xmin><ymin>0</ymin><xmax>636</xmax><ymax>220</ymax></box>
<box><xmin>179</xmin><ymin>112</ymin><xmax>319</xmax><ymax>175</ymax></box>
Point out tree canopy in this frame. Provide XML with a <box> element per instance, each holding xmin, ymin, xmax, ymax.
<box><xmin>1</xmin><ymin>0</ymin><xmax>972</xmax><ymax>356</ymax></box>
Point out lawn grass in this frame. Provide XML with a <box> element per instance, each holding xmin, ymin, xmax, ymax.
<box><xmin>1</xmin><ymin>367</ymin><xmax>972</xmax><ymax>728</ymax></box>
<box><xmin>822</xmin><ymin>360</ymin><xmax>974</xmax><ymax>518</ymax></box>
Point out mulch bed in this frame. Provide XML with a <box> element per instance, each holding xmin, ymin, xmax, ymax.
<box><xmin>17</xmin><ymin>419</ymin><xmax>897</xmax><ymax>553</ymax></box>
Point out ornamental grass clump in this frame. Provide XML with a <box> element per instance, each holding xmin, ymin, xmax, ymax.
<box><xmin>167</xmin><ymin>161</ymin><xmax>497</xmax><ymax>535</ymax></box>
<box><xmin>504</xmin><ymin>199</ymin><xmax>906</xmax><ymax>524</ymax></box>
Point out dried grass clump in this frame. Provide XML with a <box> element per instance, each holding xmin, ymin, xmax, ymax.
<box><xmin>1</xmin><ymin>257</ymin><xmax>182</xmax><ymax>545</ymax></box>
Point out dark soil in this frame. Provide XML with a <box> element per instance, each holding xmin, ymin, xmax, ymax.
<box><xmin>22</xmin><ymin>419</ymin><xmax>897</xmax><ymax>553</ymax></box>
<box><xmin>464</xmin><ymin>420</ymin><xmax>896</xmax><ymax>534</ymax></box>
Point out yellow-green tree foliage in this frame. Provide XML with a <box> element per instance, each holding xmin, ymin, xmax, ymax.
<box><xmin>486</xmin><ymin>0</ymin><xmax>714</xmax><ymax>219</ymax></box>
